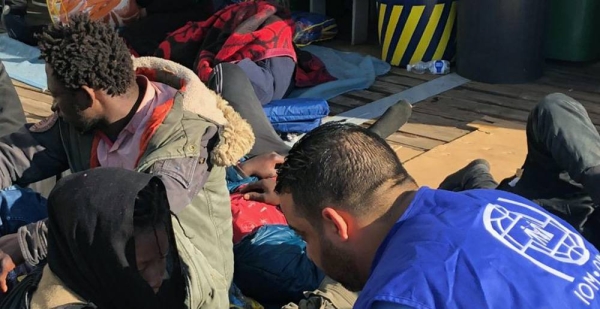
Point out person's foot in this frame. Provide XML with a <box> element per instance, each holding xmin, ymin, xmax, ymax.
<box><xmin>368</xmin><ymin>100</ymin><xmax>412</xmax><ymax>139</ymax></box>
<box><xmin>438</xmin><ymin>159</ymin><xmax>498</xmax><ymax>191</ymax></box>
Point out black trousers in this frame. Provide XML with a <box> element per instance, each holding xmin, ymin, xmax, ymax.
<box><xmin>0</xmin><ymin>60</ymin><xmax>26</xmax><ymax>134</ymax></box>
<box><xmin>442</xmin><ymin>93</ymin><xmax>600</xmax><ymax>247</ymax></box>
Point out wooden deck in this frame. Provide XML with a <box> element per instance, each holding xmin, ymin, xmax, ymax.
<box><xmin>328</xmin><ymin>61</ymin><xmax>600</xmax><ymax>162</ymax></box>
<box><xmin>12</xmin><ymin>58</ymin><xmax>600</xmax><ymax>165</ymax></box>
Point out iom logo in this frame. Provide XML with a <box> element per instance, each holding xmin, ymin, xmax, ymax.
<box><xmin>483</xmin><ymin>197</ymin><xmax>590</xmax><ymax>282</ymax></box>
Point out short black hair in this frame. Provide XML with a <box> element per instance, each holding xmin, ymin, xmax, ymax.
<box><xmin>276</xmin><ymin>122</ymin><xmax>416</xmax><ymax>220</ymax></box>
<box><xmin>38</xmin><ymin>13</ymin><xmax>134</xmax><ymax>95</ymax></box>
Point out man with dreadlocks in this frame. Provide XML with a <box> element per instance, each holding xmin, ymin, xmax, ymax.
<box><xmin>0</xmin><ymin>13</ymin><xmax>254</xmax><ymax>306</ymax></box>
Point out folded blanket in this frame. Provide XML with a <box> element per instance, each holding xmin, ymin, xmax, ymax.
<box><xmin>263</xmin><ymin>98</ymin><xmax>329</xmax><ymax>123</ymax></box>
<box><xmin>272</xmin><ymin>119</ymin><xmax>321</xmax><ymax>134</ymax></box>
<box><xmin>264</xmin><ymin>98</ymin><xmax>329</xmax><ymax>133</ymax></box>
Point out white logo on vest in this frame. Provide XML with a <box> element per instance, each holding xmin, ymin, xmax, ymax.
<box><xmin>483</xmin><ymin>197</ymin><xmax>600</xmax><ymax>306</ymax></box>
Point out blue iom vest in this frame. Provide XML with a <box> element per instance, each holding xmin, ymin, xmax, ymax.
<box><xmin>355</xmin><ymin>188</ymin><xmax>600</xmax><ymax>309</ymax></box>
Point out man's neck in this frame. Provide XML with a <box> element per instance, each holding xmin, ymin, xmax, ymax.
<box><xmin>354</xmin><ymin>187</ymin><xmax>418</xmax><ymax>283</ymax></box>
<box><xmin>98</xmin><ymin>80</ymin><xmax>145</xmax><ymax>140</ymax></box>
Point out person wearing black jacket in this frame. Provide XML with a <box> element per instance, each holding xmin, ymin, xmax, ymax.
<box><xmin>440</xmin><ymin>93</ymin><xmax>600</xmax><ymax>249</ymax></box>
<box><xmin>0</xmin><ymin>60</ymin><xmax>25</xmax><ymax>133</ymax></box>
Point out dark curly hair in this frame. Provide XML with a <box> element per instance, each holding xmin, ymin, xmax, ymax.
<box><xmin>38</xmin><ymin>14</ymin><xmax>134</xmax><ymax>95</ymax></box>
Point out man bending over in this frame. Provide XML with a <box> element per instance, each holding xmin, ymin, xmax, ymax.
<box><xmin>275</xmin><ymin>122</ymin><xmax>600</xmax><ymax>309</ymax></box>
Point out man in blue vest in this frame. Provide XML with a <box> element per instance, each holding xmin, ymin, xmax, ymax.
<box><xmin>275</xmin><ymin>120</ymin><xmax>600</xmax><ymax>309</ymax></box>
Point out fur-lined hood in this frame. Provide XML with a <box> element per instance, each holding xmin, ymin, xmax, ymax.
<box><xmin>133</xmin><ymin>57</ymin><xmax>254</xmax><ymax>166</ymax></box>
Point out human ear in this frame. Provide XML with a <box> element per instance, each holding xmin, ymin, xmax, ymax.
<box><xmin>80</xmin><ymin>85</ymin><xmax>96</xmax><ymax>108</ymax></box>
<box><xmin>322</xmin><ymin>207</ymin><xmax>349</xmax><ymax>241</ymax></box>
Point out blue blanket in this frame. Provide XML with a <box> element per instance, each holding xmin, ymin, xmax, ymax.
<box><xmin>289</xmin><ymin>45</ymin><xmax>391</xmax><ymax>100</ymax></box>
<box><xmin>0</xmin><ymin>34</ymin><xmax>47</xmax><ymax>90</ymax></box>
<box><xmin>263</xmin><ymin>98</ymin><xmax>329</xmax><ymax>133</ymax></box>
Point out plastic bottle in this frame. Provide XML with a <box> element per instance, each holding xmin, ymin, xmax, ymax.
<box><xmin>407</xmin><ymin>60</ymin><xmax>450</xmax><ymax>75</ymax></box>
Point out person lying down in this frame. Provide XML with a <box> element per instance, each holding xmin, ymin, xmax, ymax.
<box><xmin>0</xmin><ymin>167</ymin><xmax>223</xmax><ymax>309</ymax></box>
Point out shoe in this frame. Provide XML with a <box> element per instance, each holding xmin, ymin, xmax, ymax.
<box><xmin>439</xmin><ymin>159</ymin><xmax>498</xmax><ymax>191</ymax></box>
<box><xmin>368</xmin><ymin>100</ymin><xmax>412</xmax><ymax>139</ymax></box>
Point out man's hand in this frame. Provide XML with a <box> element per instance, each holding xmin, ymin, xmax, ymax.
<box><xmin>239</xmin><ymin>178</ymin><xmax>280</xmax><ymax>206</ymax></box>
<box><xmin>0</xmin><ymin>233</ymin><xmax>22</xmax><ymax>293</ymax></box>
<box><xmin>239</xmin><ymin>152</ymin><xmax>285</xmax><ymax>179</ymax></box>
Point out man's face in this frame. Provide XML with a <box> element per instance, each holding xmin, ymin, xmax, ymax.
<box><xmin>135</xmin><ymin>226</ymin><xmax>169</xmax><ymax>294</ymax></box>
<box><xmin>46</xmin><ymin>65</ymin><xmax>101</xmax><ymax>133</ymax></box>
<box><xmin>279</xmin><ymin>193</ymin><xmax>365</xmax><ymax>292</ymax></box>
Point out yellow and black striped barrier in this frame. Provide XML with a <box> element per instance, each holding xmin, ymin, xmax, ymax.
<box><xmin>377</xmin><ymin>0</ymin><xmax>457</xmax><ymax>67</ymax></box>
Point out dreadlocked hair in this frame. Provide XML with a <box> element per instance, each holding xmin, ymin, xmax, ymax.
<box><xmin>37</xmin><ymin>13</ymin><xmax>134</xmax><ymax>95</ymax></box>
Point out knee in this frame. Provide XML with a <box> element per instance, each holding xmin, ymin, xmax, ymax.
<box><xmin>213</xmin><ymin>62</ymin><xmax>247</xmax><ymax>82</ymax></box>
<box><xmin>537</xmin><ymin>93</ymin><xmax>583</xmax><ymax>113</ymax></box>
<box><xmin>0</xmin><ymin>186</ymin><xmax>47</xmax><ymax>235</ymax></box>
<box><xmin>209</xmin><ymin>63</ymin><xmax>253</xmax><ymax>94</ymax></box>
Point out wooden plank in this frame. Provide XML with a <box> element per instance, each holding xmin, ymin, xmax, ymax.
<box><xmin>460</xmin><ymin>81</ymin><xmax>600</xmax><ymax>113</ymax></box>
<box><xmin>385</xmin><ymin>131</ymin><xmax>445</xmax><ymax>150</ymax></box>
<box><xmin>366</xmin><ymin>111</ymin><xmax>472</xmax><ymax>142</ymax></box>
<box><xmin>20</xmin><ymin>96</ymin><xmax>52</xmax><ymax>118</ymax></box>
<box><xmin>543</xmin><ymin>69</ymin><xmax>600</xmax><ymax>89</ymax></box>
<box><xmin>369</xmin><ymin>80</ymin><xmax>410</xmax><ymax>94</ymax></box>
<box><xmin>378</xmin><ymin>74</ymin><xmax>424</xmax><ymax>88</ymax></box>
<box><xmin>442</xmin><ymin>86</ymin><xmax>600</xmax><ymax>125</ymax></box>
<box><xmin>363</xmin><ymin>118</ymin><xmax>470</xmax><ymax>143</ymax></box>
<box><xmin>344</xmin><ymin>89</ymin><xmax>388</xmax><ymax>101</ymax></box>
<box><xmin>326</xmin><ymin>102</ymin><xmax>350</xmax><ymax>115</ymax></box>
<box><xmin>438</xmin><ymin>86</ymin><xmax>534</xmax><ymax>112</ymax></box>
<box><xmin>510</xmin><ymin>81</ymin><xmax>600</xmax><ymax>105</ymax></box>
<box><xmin>458</xmin><ymin>83</ymin><xmax>600</xmax><ymax>124</ymax></box>
<box><xmin>328</xmin><ymin>94</ymin><xmax>371</xmax><ymax>110</ymax></box>
<box><xmin>404</xmin><ymin>121</ymin><xmax>527</xmax><ymax>187</ymax></box>
<box><xmin>388</xmin><ymin>66</ymin><xmax>439</xmax><ymax>82</ymax></box>
<box><xmin>26</xmin><ymin>113</ymin><xmax>48</xmax><ymax>123</ymax></box>
<box><xmin>358</xmin><ymin>121</ymin><xmax>444</xmax><ymax>151</ymax></box>
<box><xmin>472</xmin><ymin>116</ymin><xmax>526</xmax><ymax>131</ymax></box>
<box><xmin>427</xmin><ymin>95</ymin><xmax>532</xmax><ymax>121</ymax></box>
<box><xmin>11</xmin><ymin>80</ymin><xmax>46</xmax><ymax>93</ymax></box>
<box><xmin>545</xmin><ymin>63</ymin><xmax>600</xmax><ymax>82</ymax></box>
<box><xmin>388</xmin><ymin>141</ymin><xmax>425</xmax><ymax>163</ymax></box>
<box><xmin>15</xmin><ymin>86</ymin><xmax>53</xmax><ymax>105</ymax></box>
<box><xmin>399</xmin><ymin>122</ymin><xmax>469</xmax><ymax>142</ymax></box>
<box><xmin>415</xmin><ymin>97</ymin><xmax>531</xmax><ymax>124</ymax></box>
<box><xmin>409</xmin><ymin>110</ymin><xmax>473</xmax><ymax>129</ymax></box>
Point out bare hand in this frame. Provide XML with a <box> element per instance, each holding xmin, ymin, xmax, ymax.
<box><xmin>239</xmin><ymin>178</ymin><xmax>280</xmax><ymax>206</ymax></box>
<box><xmin>239</xmin><ymin>152</ymin><xmax>285</xmax><ymax>179</ymax></box>
<box><xmin>0</xmin><ymin>233</ymin><xmax>22</xmax><ymax>293</ymax></box>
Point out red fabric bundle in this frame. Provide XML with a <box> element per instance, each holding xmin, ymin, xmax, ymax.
<box><xmin>230</xmin><ymin>193</ymin><xmax>287</xmax><ymax>243</ymax></box>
